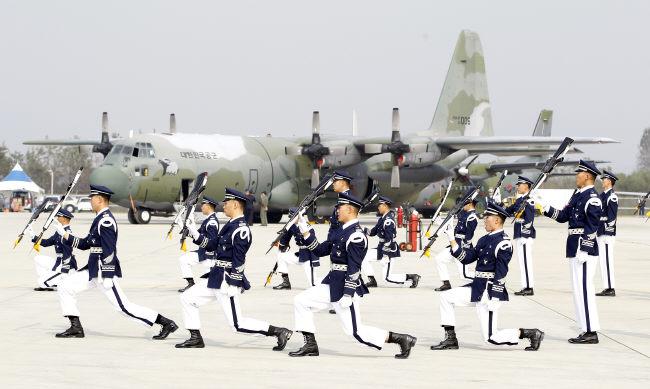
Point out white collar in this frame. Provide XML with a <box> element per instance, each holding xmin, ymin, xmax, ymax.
<box><xmin>96</xmin><ymin>207</ymin><xmax>109</xmax><ymax>215</ymax></box>
<box><xmin>207</xmin><ymin>211</ymin><xmax>216</xmax><ymax>218</ymax></box>
<box><xmin>516</xmin><ymin>191</ymin><xmax>529</xmax><ymax>198</ymax></box>
<box><xmin>229</xmin><ymin>215</ymin><xmax>244</xmax><ymax>223</ymax></box>
<box><xmin>489</xmin><ymin>228</ymin><xmax>504</xmax><ymax>235</ymax></box>
<box><xmin>578</xmin><ymin>184</ymin><xmax>594</xmax><ymax>193</ymax></box>
<box><xmin>343</xmin><ymin>219</ymin><xmax>359</xmax><ymax>229</ymax></box>
<box><xmin>603</xmin><ymin>187</ymin><xmax>612</xmax><ymax>194</ymax></box>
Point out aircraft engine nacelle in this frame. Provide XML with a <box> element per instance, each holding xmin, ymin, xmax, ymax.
<box><xmin>400</xmin><ymin>144</ymin><xmax>442</xmax><ymax>169</ymax></box>
<box><xmin>319</xmin><ymin>146</ymin><xmax>362</xmax><ymax>169</ymax></box>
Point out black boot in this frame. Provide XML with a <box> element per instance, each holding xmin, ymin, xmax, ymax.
<box><xmin>273</xmin><ymin>274</ymin><xmax>292</xmax><ymax>290</ymax></box>
<box><xmin>153</xmin><ymin>314</ymin><xmax>179</xmax><ymax>340</ymax></box>
<box><xmin>178</xmin><ymin>278</ymin><xmax>195</xmax><ymax>293</ymax></box>
<box><xmin>596</xmin><ymin>288</ymin><xmax>615</xmax><ymax>297</ymax></box>
<box><xmin>55</xmin><ymin>316</ymin><xmax>85</xmax><ymax>338</ymax></box>
<box><xmin>430</xmin><ymin>326</ymin><xmax>459</xmax><ymax>350</ymax></box>
<box><xmin>434</xmin><ymin>280</ymin><xmax>451</xmax><ymax>292</ymax></box>
<box><xmin>514</xmin><ymin>288</ymin><xmax>534</xmax><ymax>296</ymax></box>
<box><xmin>34</xmin><ymin>287</ymin><xmax>56</xmax><ymax>291</ymax></box>
<box><xmin>365</xmin><ymin>276</ymin><xmax>378</xmax><ymax>288</ymax></box>
<box><xmin>328</xmin><ymin>309</ymin><xmax>336</xmax><ymax>314</ymax></box>
<box><xmin>568</xmin><ymin>331</ymin><xmax>599</xmax><ymax>344</ymax></box>
<box><xmin>406</xmin><ymin>274</ymin><xmax>421</xmax><ymax>289</ymax></box>
<box><xmin>175</xmin><ymin>329</ymin><xmax>205</xmax><ymax>348</ymax></box>
<box><xmin>289</xmin><ymin>332</ymin><xmax>319</xmax><ymax>357</ymax></box>
<box><xmin>268</xmin><ymin>325</ymin><xmax>293</xmax><ymax>351</ymax></box>
<box><xmin>387</xmin><ymin>331</ymin><xmax>417</xmax><ymax>359</ymax></box>
<box><xmin>519</xmin><ymin>328</ymin><xmax>544</xmax><ymax>351</ymax></box>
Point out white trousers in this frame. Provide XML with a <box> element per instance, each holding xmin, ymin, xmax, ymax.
<box><xmin>34</xmin><ymin>255</ymin><xmax>63</xmax><ymax>288</ymax></box>
<box><xmin>179</xmin><ymin>252</ymin><xmax>214</xmax><ymax>279</ymax></box>
<box><xmin>435</xmin><ymin>249</ymin><xmax>474</xmax><ymax>282</ymax></box>
<box><xmin>293</xmin><ymin>284</ymin><xmax>388</xmax><ymax>349</ymax></box>
<box><xmin>569</xmin><ymin>256</ymin><xmax>601</xmax><ymax>332</ymax></box>
<box><xmin>439</xmin><ymin>287</ymin><xmax>519</xmax><ymax>345</ymax></box>
<box><xmin>361</xmin><ymin>249</ymin><xmax>407</xmax><ymax>285</ymax></box>
<box><xmin>276</xmin><ymin>250</ymin><xmax>319</xmax><ymax>286</ymax></box>
<box><xmin>514</xmin><ymin>238</ymin><xmax>535</xmax><ymax>289</ymax></box>
<box><xmin>596</xmin><ymin>236</ymin><xmax>616</xmax><ymax>289</ymax></box>
<box><xmin>58</xmin><ymin>270</ymin><xmax>158</xmax><ymax>327</ymax></box>
<box><xmin>180</xmin><ymin>279</ymin><xmax>270</xmax><ymax>335</ymax></box>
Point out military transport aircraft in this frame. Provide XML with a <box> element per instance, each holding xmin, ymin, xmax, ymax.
<box><xmin>24</xmin><ymin>30</ymin><xmax>616</xmax><ymax>224</ymax></box>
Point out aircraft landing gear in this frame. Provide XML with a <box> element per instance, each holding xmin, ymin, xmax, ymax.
<box><xmin>128</xmin><ymin>207</ymin><xmax>152</xmax><ymax>224</ymax></box>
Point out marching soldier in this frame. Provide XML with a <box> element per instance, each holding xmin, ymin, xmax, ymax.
<box><xmin>504</xmin><ymin>176</ymin><xmax>537</xmax><ymax>296</ymax></box>
<box><xmin>430</xmin><ymin>201</ymin><xmax>544</xmax><ymax>351</ymax></box>
<box><xmin>596</xmin><ymin>170</ymin><xmax>619</xmax><ymax>297</ymax></box>
<box><xmin>272</xmin><ymin>207</ymin><xmax>321</xmax><ymax>290</ymax></box>
<box><xmin>54</xmin><ymin>185</ymin><xmax>178</xmax><ymax>339</ymax></box>
<box><xmin>434</xmin><ymin>191</ymin><xmax>478</xmax><ymax>291</ymax></box>
<box><xmin>28</xmin><ymin>208</ymin><xmax>78</xmax><ymax>291</ymax></box>
<box><xmin>177</xmin><ymin>196</ymin><xmax>220</xmax><ymax>292</ymax></box>
<box><xmin>361</xmin><ymin>196</ymin><xmax>420</xmax><ymax>288</ymax></box>
<box><xmin>176</xmin><ymin>188</ymin><xmax>293</xmax><ymax>350</ymax></box>
<box><xmin>533</xmin><ymin>160</ymin><xmax>602</xmax><ymax>344</ymax></box>
<box><xmin>289</xmin><ymin>193</ymin><xmax>417</xmax><ymax>358</ymax></box>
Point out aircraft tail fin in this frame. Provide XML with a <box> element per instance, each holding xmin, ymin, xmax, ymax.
<box><xmin>532</xmin><ymin>110</ymin><xmax>553</xmax><ymax>137</ymax></box>
<box><xmin>427</xmin><ymin>30</ymin><xmax>493</xmax><ymax>137</ymax></box>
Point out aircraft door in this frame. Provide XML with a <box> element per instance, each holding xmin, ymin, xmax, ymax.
<box><xmin>247</xmin><ymin>169</ymin><xmax>259</xmax><ymax>194</ymax></box>
<box><xmin>180</xmin><ymin>178</ymin><xmax>193</xmax><ymax>202</ymax></box>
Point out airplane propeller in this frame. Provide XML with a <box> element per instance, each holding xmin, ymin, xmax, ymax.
<box><xmin>93</xmin><ymin>112</ymin><xmax>114</xmax><ymax>157</ymax></box>
<box><xmin>363</xmin><ymin>108</ymin><xmax>428</xmax><ymax>188</ymax></box>
<box><xmin>286</xmin><ymin>111</ymin><xmax>331</xmax><ymax>188</ymax></box>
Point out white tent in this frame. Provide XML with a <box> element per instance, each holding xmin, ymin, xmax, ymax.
<box><xmin>0</xmin><ymin>163</ymin><xmax>44</xmax><ymax>194</ymax></box>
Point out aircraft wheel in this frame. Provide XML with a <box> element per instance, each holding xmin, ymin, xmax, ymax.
<box><xmin>128</xmin><ymin>208</ymin><xmax>139</xmax><ymax>224</ymax></box>
<box><xmin>136</xmin><ymin>208</ymin><xmax>152</xmax><ymax>224</ymax></box>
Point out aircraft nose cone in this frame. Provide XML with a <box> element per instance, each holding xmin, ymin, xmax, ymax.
<box><xmin>89</xmin><ymin>165</ymin><xmax>130</xmax><ymax>201</ymax></box>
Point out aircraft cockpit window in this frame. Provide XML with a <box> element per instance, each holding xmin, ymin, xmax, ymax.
<box><xmin>111</xmin><ymin>145</ymin><xmax>123</xmax><ymax>155</ymax></box>
<box><xmin>132</xmin><ymin>147</ymin><xmax>139</xmax><ymax>157</ymax></box>
<box><xmin>145</xmin><ymin>143</ymin><xmax>156</xmax><ymax>158</ymax></box>
<box><xmin>122</xmin><ymin>146</ymin><xmax>133</xmax><ymax>156</ymax></box>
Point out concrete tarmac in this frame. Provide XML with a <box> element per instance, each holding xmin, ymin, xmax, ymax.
<box><xmin>1</xmin><ymin>212</ymin><xmax>649</xmax><ymax>388</ymax></box>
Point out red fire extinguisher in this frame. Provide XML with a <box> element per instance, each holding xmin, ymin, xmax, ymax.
<box><xmin>397</xmin><ymin>206</ymin><xmax>404</xmax><ymax>228</ymax></box>
<box><xmin>407</xmin><ymin>212</ymin><xmax>420</xmax><ymax>252</ymax></box>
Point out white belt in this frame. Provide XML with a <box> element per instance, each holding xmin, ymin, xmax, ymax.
<box><xmin>298</xmin><ymin>245</ymin><xmax>307</xmax><ymax>250</ymax></box>
<box><xmin>515</xmin><ymin>219</ymin><xmax>524</xmax><ymax>223</ymax></box>
<box><xmin>331</xmin><ymin>264</ymin><xmax>348</xmax><ymax>271</ymax></box>
<box><xmin>378</xmin><ymin>238</ymin><xmax>385</xmax><ymax>243</ymax></box>
<box><xmin>568</xmin><ymin>228</ymin><xmax>584</xmax><ymax>235</ymax></box>
<box><xmin>215</xmin><ymin>260</ymin><xmax>232</xmax><ymax>268</ymax></box>
<box><xmin>599</xmin><ymin>217</ymin><xmax>607</xmax><ymax>221</ymax></box>
<box><xmin>475</xmin><ymin>271</ymin><xmax>494</xmax><ymax>279</ymax></box>
<box><xmin>90</xmin><ymin>247</ymin><xmax>103</xmax><ymax>254</ymax></box>
<box><xmin>206</xmin><ymin>251</ymin><xmax>215</xmax><ymax>255</ymax></box>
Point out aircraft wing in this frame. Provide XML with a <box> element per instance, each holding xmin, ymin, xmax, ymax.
<box><xmin>435</xmin><ymin>136</ymin><xmax>617</xmax><ymax>154</ymax></box>
<box><xmin>617</xmin><ymin>191</ymin><xmax>649</xmax><ymax>198</ymax></box>
<box><xmin>487</xmin><ymin>159</ymin><xmax>609</xmax><ymax>172</ymax></box>
<box><xmin>24</xmin><ymin>139</ymin><xmax>102</xmax><ymax>146</ymax></box>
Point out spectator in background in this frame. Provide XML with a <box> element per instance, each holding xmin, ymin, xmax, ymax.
<box><xmin>259</xmin><ymin>191</ymin><xmax>269</xmax><ymax>226</ymax></box>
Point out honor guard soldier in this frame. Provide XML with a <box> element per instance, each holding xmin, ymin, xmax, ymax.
<box><xmin>361</xmin><ymin>196</ymin><xmax>420</xmax><ymax>288</ymax></box>
<box><xmin>533</xmin><ymin>160</ymin><xmax>602</xmax><ymax>344</ymax></box>
<box><xmin>504</xmin><ymin>176</ymin><xmax>537</xmax><ymax>296</ymax></box>
<box><xmin>176</xmin><ymin>188</ymin><xmax>293</xmax><ymax>350</ymax></box>
<box><xmin>55</xmin><ymin>185</ymin><xmax>178</xmax><ymax>339</ymax></box>
<box><xmin>272</xmin><ymin>207</ymin><xmax>321</xmax><ymax>290</ymax></box>
<box><xmin>431</xmin><ymin>201</ymin><xmax>544</xmax><ymax>351</ymax></box>
<box><xmin>28</xmin><ymin>208</ymin><xmax>78</xmax><ymax>291</ymax></box>
<box><xmin>289</xmin><ymin>193</ymin><xmax>417</xmax><ymax>358</ymax></box>
<box><xmin>434</xmin><ymin>190</ymin><xmax>479</xmax><ymax>291</ymax></box>
<box><xmin>596</xmin><ymin>170</ymin><xmax>619</xmax><ymax>297</ymax></box>
<box><xmin>327</xmin><ymin>171</ymin><xmax>353</xmax><ymax>239</ymax></box>
<box><xmin>177</xmin><ymin>196</ymin><xmax>220</xmax><ymax>292</ymax></box>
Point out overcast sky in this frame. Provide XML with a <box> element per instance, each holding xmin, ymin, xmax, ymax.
<box><xmin>1</xmin><ymin>0</ymin><xmax>648</xmax><ymax>172</ymax></box>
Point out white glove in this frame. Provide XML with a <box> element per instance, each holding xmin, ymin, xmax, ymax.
<box><xmin>338</xmin><ymin>295</ymin><xmax>353</xmax><ymax>308</ymax></box>
<box><xmin>492</xmin><ymin>189</ymin><xmax>502</xmax><ymax>204</ymax></box>
<box><xmin>102</xmin><ymin>278</ymin><xmax>114</xmax><ymax>289</ymax></box>
<box><xmin>531</xmin><ymin>192</ymin><xmax>549</xmax><ymax>212</ymax></box>
<box><xmin>187</xmin><ymin>223</ymin><xmax>200</xmax><ymax>240</ymax></box>
<box><xmin>576</xmin><ymin>250</ymin><xmax>589</xmax><ymax>264</ymax></box>
<box><xmin>226</xmin><ymin>285</ymin><xmax>241</xmax><ymax>297</ymax></box>
<box><xmin>286</xmin><ymin>209</ymin><xmax>304</xmax><ymax>229</ymax></box>
<box><xmin>26</xmin><ymin>225</ymin><xmax>36</xmax><ymax>239</ymax></box>
<box><xmin>297</xmin><ymin>212</ymin><xmax>310</xmax><ymax>234</ymax></box>
<box><xmin>442</xmin><ymin>220</ymin><xmax>455</xmax><ymax>242</ymax></box>
<box><xmin>53</xmin><ymin>221</ymin><xmax>66</xmax><ymax>236</ymax></box>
